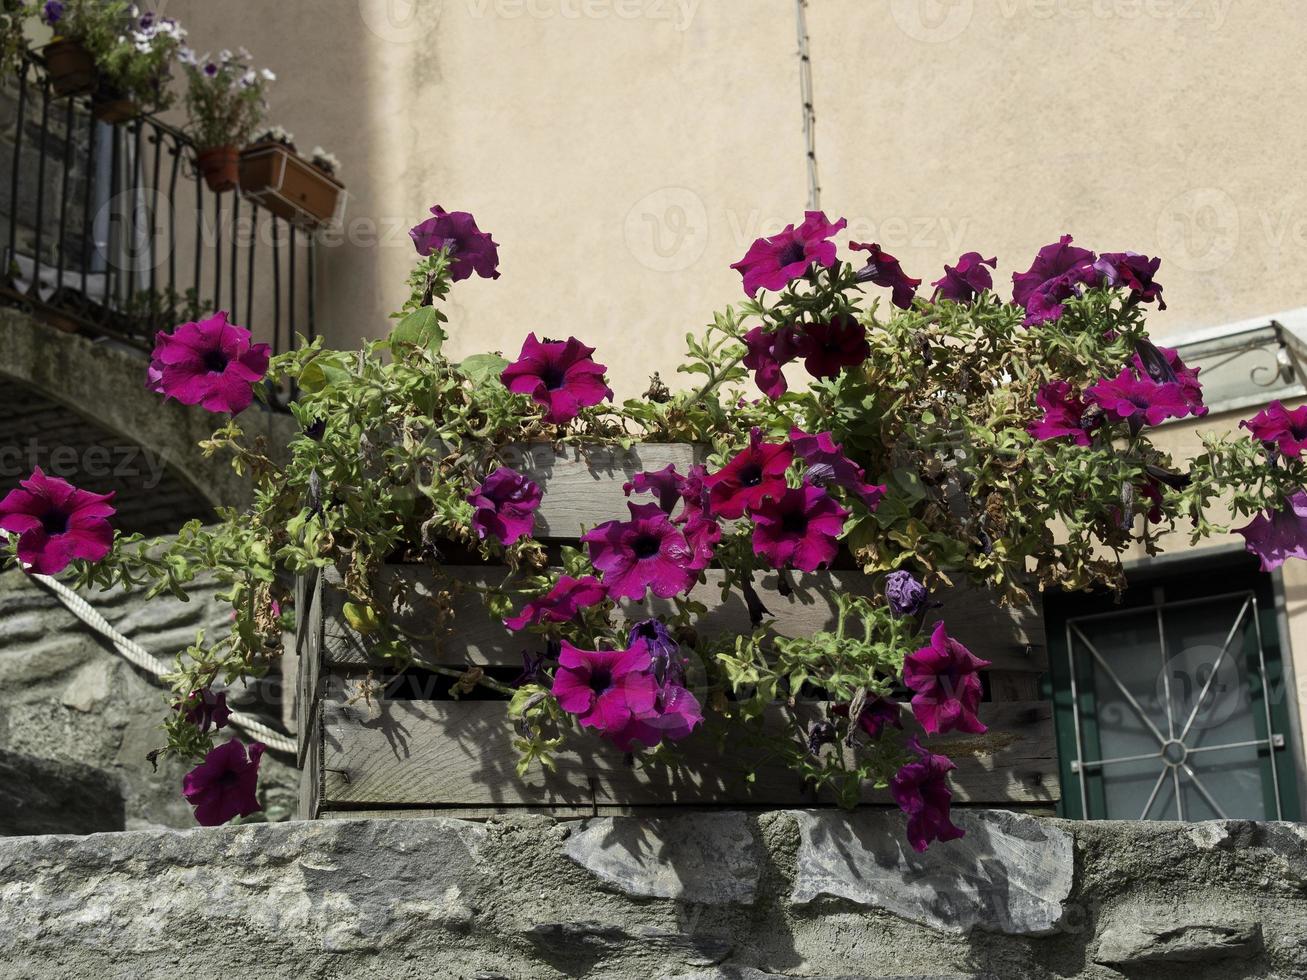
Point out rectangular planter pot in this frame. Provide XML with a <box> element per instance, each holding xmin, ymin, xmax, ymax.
<box><xmin>239</xmin><ymin>143</ymin><xmax>345</xmax><ymax>228</ymax></box>
<box><xmin>295</xmin><ymin>442</ymin><xmax>1056</xmax><ymax>819</ymax></box>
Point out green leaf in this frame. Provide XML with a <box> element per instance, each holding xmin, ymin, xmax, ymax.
<box><xmin>460</xmin><ymin>353</ymin><xmax>509</xmax><ymax>385</ymax></box>
<box><xmin>389</xmin><ymin>306</ymin><xmax>447</xmax><ymax>353</ymax></box>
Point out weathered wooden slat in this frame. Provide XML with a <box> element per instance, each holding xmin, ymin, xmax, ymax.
<box><xmin>298</xmin><ymin>706</ymin><xmax>322</xmax><ymax>820</ymax></box>
<box><xmin>295</xmin><ymin>568</ymin><xmax>322</xmax><ymax>768</ymax></box>
<box><xmin>506</xmin><ymin>441</ymin><xmax>703</xmax><ymax>538</ymax></box>
<box><xmin>320</xmin><ymin>566</ymin><xmax>1046</xmax><ymax>675</ymax></box>
<box><xmin>316</xmin><ymin>680</ymin><xmax>1058</xmax><ymax>809</ymax></box>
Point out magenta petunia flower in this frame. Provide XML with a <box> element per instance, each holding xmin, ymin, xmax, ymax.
<box><xmin>1131</xmin><ymin>343</ymin><xmax>1206</xmax><ymax>418</ymax></box>
<box><xmin>623</xmin><ymin>464</ymin><xmax>684</xmax><ymax>515</ymax></box>
<box><xmin>849</xmin><ymin>241</ymin><xmax>920</xmax><ymax>309</ymax></box>
<box><xmin>705</xmin><ymin>428</ymin><xmax>794</xmax><ymax>520</ymax></box>
<box><xmin>148</xmin><ymin>311</ymin><xmax>270</xmax><ymax>415</ymax></box>
<box><xmin>181</xmin><ymin>739</ymin><xmax>265</xmax><ymax>827</ymax></box>
<box><xmin>750</xmin><ymin>485</ymin><xmax>849</xmax><ymax>573</ymax></box>
<box><xmin>891</xmin><ymin>737</ymin><xmax>965</xmax><ymax>852</ymax></box>
<box><xmin>1241</xmin><ymin>401</ymin><xmax>1307</xmax><ymax>458</ymax></box>
<box><xmin>903</xmin><ymin>622</ymin><xmax>990</xmax><ymax>735</ymax></box>
<box><xmin>504</xmin><ymin>575</ymin><xmax>608</xmax><ymax>631</ymax></box>
<box><xmin>582</xmin><ymin>501</ymin><xmax>698</xmax><ymax>600</ymax></box>
<box><xmin>742</xmin><ymin>324</ymin><xmax>804</xmax><ymax>399</ymax></box>
<box><xmin>467</xmin><ymin>466</ymin><xmax>542</xmax><ymax>546</ymax></box>
<box><xmin>180</xmin><ymin>688</ymin><xmax>232</xmax><ymax>734</ymax></box>
<box><xmin>500</xmin><ymin>333</ymin><xmax>613</xmax><ymax>425</ymax></box>
<box><xmin>730</xmin><ymin>211</ymin><xmax>847</xmax><ymax>298</ymax></box>
<box><xmin>798</xmin><ymin>316</ymin><xmax>870</xmax><ymax>381</ymax></box>
<box><xmin>930</xmin><ymin>252</ymin><xmax>997</xmax><ymax>305</ymax></box>
<box><xmin>1085</xmin><ymin>368</ymin><xmax>1194</xmax><ymax>428</ymax></box>
<box><xmin>884</xmin><ymin>570</ymin><xmax>927</xmax><ymax>618</ymax></box>
<box><xmin>1095</xmin><ymin>251</ymin><xmax>1165</xmax><ymax>310</ymax></box>
<box><xmin>1012</xmin><ymin>235</ymin><xmax>1098</xmax><ymax>326</ymax></box>
<box><xmin>609</xmin><ymin>682</ymin><xmax>703</xmax><ymax>752</ymax></box>
<box><xmin>1027</xmin><ymin>380</ymin><xmax>1100</xmax><ymax>446</ymax></box>
<box><xmin>551</xmin><ymin>639</ymin><xmax>658</xmax><ymax>735</ymax></box>
<box><xmin>0</xmin><ymin>468</ymin><xmax>115</xmax><ymax>575</ymax></box>
<box><xmin>1236</xmin><ymin>491</ymin><xmax>1307</xmax><ymax>572</ymax></box>
<box><xmin>789</xmin><ymin>428</ymin><xmax>885</xmax><ymax>509</ymax></box>
<box><xmin>408</xmin><ymin>205</ymin><xmax>501</xmax><ymax>281</ymax></box>
<box><xmin>850</xmin><ymin>695</ymin><xmax>904</xmax><ymax>740</ymax></box>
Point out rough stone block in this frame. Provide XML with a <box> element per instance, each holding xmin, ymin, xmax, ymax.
<box><xmin>0</xmin><ymin>748</ymin><xmax>124</xmax><ymax>836</ymax></box>
<box><xmin>1094</xmin><ymin>918</ymin><xmax>1264</xmax><ymax>966</ymax></box>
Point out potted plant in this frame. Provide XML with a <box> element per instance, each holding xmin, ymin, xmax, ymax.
<box><xmin>238</xmin><ymin>130</ymin><xmax>345</xmax><ymax>227</ymax></box>
<box><xmin>87</xmin><ymin>8</ymin><xmax>186</xmax><ymax>123</ymax></box>
<box><xmin>181</xmin><ymin>47</ymin><xmax>272</xmax><ymax>193</ymax></box>
<box><xmin>3</xmin><ymin>204</ymin><xmax>1298</xmax><ymax>849</ymax></box>
<box><xmin>37</xmin><ymin>0</ymin><xmax>101</xmax><ymax>98</ymax></box>
<box><xmin>0</xmin><ymin>0</ymin><xmax>30</xmax><ymax>79</ymax></box>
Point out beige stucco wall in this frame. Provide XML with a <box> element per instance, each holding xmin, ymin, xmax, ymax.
<box><xmin>157</xmin><ymin>0</ymin><xmax>1307</xmax><ymax>397</ymax></box>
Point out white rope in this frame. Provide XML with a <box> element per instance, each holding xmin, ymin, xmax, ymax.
<box><xmin>28</xmin><ymin>571</ymin><xmax>297</xmax><ymax>755</ymax></box>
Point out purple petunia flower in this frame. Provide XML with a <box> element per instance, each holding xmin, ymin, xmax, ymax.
<box><xmin>705</xmin><ymin>428</ymin><xmax>793</xmax><ymax>520</ymax></box>
<box><xmin>1012</xmin><ymin>235</ymin><xmax>1099</xmax><ymax>326</ymax></box>
<box><xmin>891</xmin><ymin>736</ymin><xmax>965</xmax><ymax>852</ymax></box>
<box><xmin>930</xmin><ymin>252</ymin><xmax>997</xmax><ymax>305</ymax></box>
<box><xmin>181</xmin><ymin>739</ymin><xmax>265</xmax><ymax>827</ymax></box>
<box><xmin>408</xmin><ymin>205</ymin><xmax>500</xmax><ymax>281</ymax></box>
<box><xmin>884</xmin><ymin>570</ymin><xmax>927</xmax><ymax>617</ymax></box>
<box><xmin>1236</xmin><ymin>491</ymin><xmax>1307</xmax><ymax>572</ymax></box>
<box><xmin>623</xmin><ymin>464</ymin><xmax>684</xmax><ymax>515</ymax></box>
<box><xmin>797</xmin><ymin>315</ymin><xmax>871</xmax><ymax>381</ymax></box>
<box><xmin>1085</xmin><ymin>368</ymin><xmax>1195</xmax><ymax>428</ymax></box>
<box><xmin>849</xmin><ymin>241</ymin><xmax>920</xmax><ymax>310</ymax></box>
<box><xmin>41</xmin><ymin>1</ymin><xmax>63</xmax><ymax>27</ymax></box>
<box><xmin>1131</xmin><ymin>343</ymin><xmax>1206</xmax><ymax>418</ymax></box>
<box><xmin>608</xmin><ymin>681</ymin><xmax>704</xmax><ymax>753</ymax></box>
<box><xmin>203</xmin><ymin>62</ymin><xmax>219</xmax><ymax>77</ymax></box>
<box><xmin>0</xmin><ymin>468</ymin><xmax>115</xmax><ymax>575</ymax></box>
<box><xmin>742</xmin><ymin>324</ymin><xmax>804</xmax><ymax>399</ymax></box>
<box><xmin>180</xmin><ymin>688</ymin><xmax>232</xmax><ymax>734</ymax></box>
<box><xmin>903</xmin><ymin>621</ymin><xmax>990</xmax><ymax>735</ymax></box>
<box><xmin>467</xmin><ymin>467</ymin><xmax>542</xmax><ymax>546</ymax></box>
<box><xmin>551</xmin><ymin>639</ymin><xmax>658</xmax><ymax>735</ymax></box>
<box><xmin>1027</xmin><ymin>380</ymin><xmax>1100</xmax><ymax>446</ymax></box>
<box><xmin>628</xmin><ymin>618</ymin><xmax>684</xmax><ymax>686</ymax></box>
<box><xmin>750</xmin><ymin>485</ymin><xmax>849</xmax><ymax>573</ymax></box>
<box><xmin>148</xmin><ymin>311</ymin><xmax>270</xmax><ymax>415</ymax></box>
<box><xmin>582</xmin><ymin>502</ymin><xmax>699</xmax><ymax>601</ymax></box>
<box><xmin>624</xmin><ymin>463</ymin><xmax>721</xmax><ymax>570</ymax></box>
<box><xmin>504</xmin><ymin>575</ymin><xmax>608</xmax><ymax>632</ymax></box>
<box><xmin>730</xmin><ymin>211</ymin><xmax>847</xmax><ymax>298</ymax></box>
<box><xmin>500</xmin><ymin>334</ymin><xmax>613</xmax><ymax>425</ymax></box>
<box><xmin>1241</xmin><ymin>400</ymin><xmax>1307</xmax><ymax>458</ymax></box>
<box><xmin>857</xmin><ymin>695</ymin><xmax>905</xmax><ymax>739</ymax></box>
<box><xmin>789</xmin><ymin>428</ymin><xmax>885</xmax><ymax>510</ymax></box>
<box><xmin>1095</xmin><ymin>251</ymin><xmax>1166</xmax><ymax>310</ymax></box>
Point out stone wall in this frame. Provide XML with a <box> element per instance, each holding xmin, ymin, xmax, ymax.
<box><xmin>1</xmin><ymin>809</ymin><xmax>1303</xmax><ymax>980</ymax></box>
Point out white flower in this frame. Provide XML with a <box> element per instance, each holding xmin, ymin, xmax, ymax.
<box><xmin>240</xmin><ymin>69</ymin><xmax>256</xmax><ymax>88</ymax></box>
<box><xmin>220</xmin><ymin>48</ymin><xmax>233</xmax><ymax>63</ymax></box>
<box><xmin>261</xmin><ymin>68</ymin><xmax>276</xmax><ymax>82</ymax></box>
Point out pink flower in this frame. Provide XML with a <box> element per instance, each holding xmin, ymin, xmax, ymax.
<box><xmin>504</xmin><ymin>575</ymin><xmax>608</xmax><ymax>631</ymax></box>
<box><xmin>834</xmin><ymin>696</ymin><xmax>904</xmax><ymax>740</ymax></box>
<box><xmin>1236</xmin><ymin>491</ymin><xmax>1307</xmax><ymax>572</ymax></box>
<box><xmin>468</xmin><ymin>467</ymin><xmax>542</xmax><ymax>546</ymax></box>
<box><xmin>181</xmin><ymin>739</ymin><xmax>265</xmax><ymax>827</ymax></box>
<box><xmin>797</xmin><ymin>316</ymin><xmax>870</xmax><ymax>380</ymax></box>
<box><xmin>789</xmin><ymin>428</ymin><xmax>885</xmax><ymax>510</ymax></box>
<box><xmin>742</xmin><ymin>324</ymin><xmax>804</xmax><ymax>399</ymax></box>
<box><xmin>903</xmin><ymin>622</ymin><xmax>990</xmax><ymax>735</ymax></box>
<box><xmin>147</xmin><ymin>311</ymin><xmax>270</xmax><ymax>415</ymax></box>
<box><xmin>551</xmin><ymin>640</ymin><xmax>658</xmax><ymax>735</ymax></box>
<box><xmin>750</xmin><ymin>485</ymin><xmax>849</xmax><ymax>573</ymax></box>
<box><xmin>931</xmin><ymin>252</ymin><xmax>997</xmax><ymax>305</ymax></box>
<box><xmin>500</xmin><ymin>334</ymin><xmax>613</xmax><ymax>425</ymax></box>
<box><xmin>1132</xmin><ymin>342</ymin><xmax>1206</xmax><ymax>417</ymax></box>
<box><xmin>408</xmin><ymin>205</ymin><xmax>500</xmax><ymax>281</ymax></box>
<box><xmin>730</xmin><ymin>211</ymin><xmax>847</xmax><ymax>298</ymax></box>
<box><xmin>705</xmin><ymin>428</ymin><xmax>793</xmax><ymax>520</ymax></box>
<box><xmin>609</xmin><ymin>683</ymin><xmax>704</xmax><ymax>752</ymax></box>
<box><xmin>623</xmin><ymin>464</ymin><xmax>684</xmax><ymax>515</ymax></box>
<box><xmin>1027</xmin><ymin>381</ymin><xmax>1098</xmax><ymax>446</ymax></box>
<box><xmin>891</xmin><ymin>737</ymin><xmax>965</xmax><ymax>852</ymax></box>
<box><xmin>849</xmin><ymin>241</ymin><xmax>920</xmax><ymax>309</ymax></box>
<box><xmin>624</xmin><ymin>463</ymin><xmax>720</xmax><ymax>570</ymax></box>
<box><xmin>1012</xmin><ymin>235</ymin><xmax>1098</xmax><ymax>326</ymax></box>
<box><xmin>0</xmin><ymin>468</ymin><xmax>115</xmax><ymax>575</ymax></box>
<box><xmin>1241</xmin><ymin>400</ymin><xmax>1307</xmax><ymax>458</ymax></box>
<box><xmin>1096</xmin><ymin>251</ymin><xmax>1165</xmax><ymax>310</ymax></box>
<box><xmin>1085</xmin><ymin>368</ymin><xmax>1194</xmax><ymax>428</ymax></box>
<box><xmin>179</xmin><ymin>688</ymin><xmax>232</xmax><ymax>734</ymax></box>
<box><xmin>581</xmin><ymin>502</ymin><xmax>698</xmax><ymax>600</ymax></box>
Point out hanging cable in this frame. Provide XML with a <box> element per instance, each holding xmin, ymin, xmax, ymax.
<box><xmin>795</xmin><ymin>0</ymin><xmax>821</xmax><ymax>210</ymax></box>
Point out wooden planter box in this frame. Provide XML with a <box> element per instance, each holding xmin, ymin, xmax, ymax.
<box><xmin>295</xmin><ymin>443</ymin><xmax>1056</xmax><ymax>820</ymax></box>
<box><xmin>239</xmin><ymin>143</ymin><xmax>345</xmax><ymax>228</ymax></box>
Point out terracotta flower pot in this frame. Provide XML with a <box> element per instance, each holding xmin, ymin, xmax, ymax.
<box><xmin>42</xmin><ymin>39</ymin><xmax>96</xmax><ymax>98</ymax></box>
<box><xmin>238</xmin><ymin>142</ymin><xmax>345</xmax><ymax>227</ymax></box>
<box><xmin>196</xmin><ymin>145</ymin><xmax>240</xmax><ymax>194</ymax></box>
<box><xmin>91</xmin><ymin>90</ymin><xmax>140</xmax><ymax>125</ymax></box>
